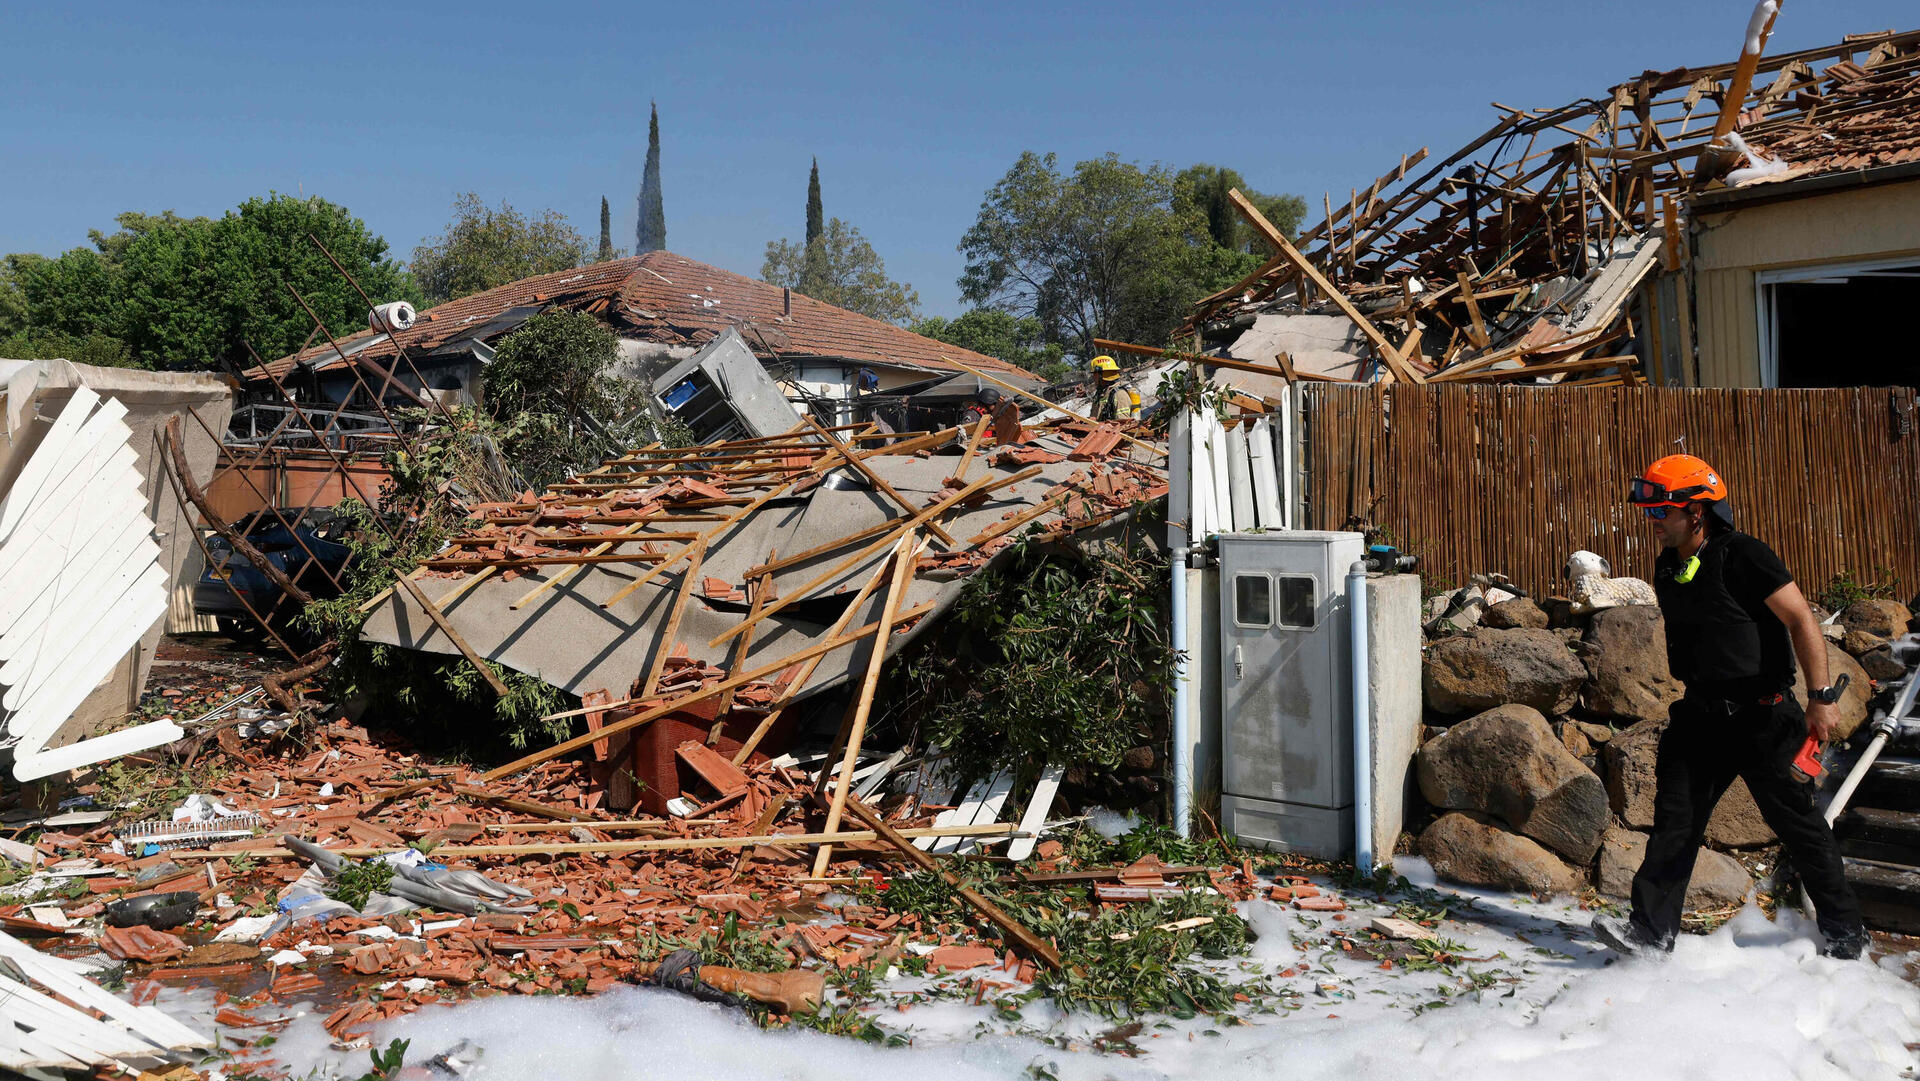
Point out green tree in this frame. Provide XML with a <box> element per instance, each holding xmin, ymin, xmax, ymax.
<box><xmin>410</xmin><ymin>193</ymin><xmax>589</xmax><ymax>305</ymax></box>
<box><xmin>636</xmin><ymin>102</ymin><xmax>666</xmax><ymax>254</ymax></box>
<box><xmin>912</xmin><ymin>308</ymin><xmax>1066</xmax><ymax>381</ymax></box>
<box><xmin>1172</xmin><ymin>164</ymin><xmax>1306</xmax><ymax>254</ymax></box>
<box><xmin>959</xmin><ymin>152</ymin><xmax>1305</xmax><ymax>358</ymax></box>
<box><xmin>118</xmin><ymin>194</ymin><xmax>414</xmax><ymax>369</ymax></box>
<box><xmin>762</xmin><ymin>218</ymin><xmax>920</xmax><ymax>325</ymax></box>
<box><xmin>598</xmin><ymin>196</ymin><xmax>613</xmax><ymax>262</ymax></box>
<box><xmin>805</xmin><ymin>158</ymin><xmax>823</xmax><ymax>247</ymax></box>
<box><xmin>484</xmin><ymin>310</ymin><xmax>659</xmax><ymax>486</ymax></box>
<box><xmin>6</xmin><ymin>196</ymin><xmax>411</xmax><ymax>371</ymax></box>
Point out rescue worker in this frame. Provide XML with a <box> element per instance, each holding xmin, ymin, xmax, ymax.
<box><xmin>1090</xmin><ymin>355</ymin><xmax>1140</xmax><ymax>422</ymax></box>
<box><xmin>1593</xmin><ymin>454</ymin><xmax>1867</xmax><ymax>959</ymax></box>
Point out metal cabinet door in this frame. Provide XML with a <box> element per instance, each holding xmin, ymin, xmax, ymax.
<box><xmin>1217</xmin><ymin>537</ymin><xmax>1349</xmax><ymax>808</ymax></box>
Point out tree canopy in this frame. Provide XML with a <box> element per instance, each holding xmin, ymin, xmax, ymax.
<box><xmin>958</xmin><ymin>152</ymin><xmax>1305</xmax><ymax>360</ymax></box>
<box><xmin>912</xmin><ymin>309</ymin><xmax>1066</xmax><ymax>382</ymax></box>
<box><xmin>484</xmin><ymin>310</ymin><xmax>661</xmax><ymax>487</ymax></box>
<box><xmin>2</xmin><ymin>196</ymin><xmax>413</xmax><ymax>371</ymax></box>
<box><xmin>410</xmin><ymin>193</ymin><xmax>589</xmax><ymax>306</ymax></box>
<box><xmin>762</xmin><ymin>217</ymin><xmax>920</xmax><ymax>325</ymax></box>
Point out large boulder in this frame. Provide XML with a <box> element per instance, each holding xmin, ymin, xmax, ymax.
<box><xmin>1860</xmin><ymin>647</ymin><xmax>1908</xmax><ymax>684</ymax></box>
<box><xmin>1789</xmin><ymin>644</ymin><xmax>1872</xmax><ymax>740</ymax></box>
<box><xmin>1483</xmin><ymin>597</ymin><xmax>1548</xmax><ymax>629</ymax></box>
<box><xmin>1840</xmin><ymin>599</ymin><xmax>1912</xmax><ymax>639</ymax></box>
<box><xmin>1594</xmin><ymin>827</ymin><xmax>1753</xmax><ymax>908</ymax></box>
<box><xmin>1418</xmin><ymin>813</ymin><xmax>1582</xmax><ymax>895</ymax></box>
<box><xmin>1416</xmin><ymin>704</ymin><xmax>1609</xmax><ymax>862</ymax></box>
<box><xmin>1840</xmin><ymin>628</ymin><xmax>1888</xmax><ymax>658</ymax></box>
<box><xmin>1602</xmin><ymin>718</ymin><xmax>1776</xmax><ymax>847</ymax></box>
<box><xmin>1423</xmin><ymin>628</ymin><xmax>1586</xmax><ymax>716</ymax></box>
<box><xmin>1580</xmin><ymin>606</ymin><xmax>1684</xmax><ymax>724</ymax></box>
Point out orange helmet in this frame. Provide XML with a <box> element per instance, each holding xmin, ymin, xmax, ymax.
<box><xmin>1629</xmin><ymin>454</ymin><xmax>1727</xmax><ymax>507</ymax></box>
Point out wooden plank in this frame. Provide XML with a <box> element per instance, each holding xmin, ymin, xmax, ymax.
<box><xmin>841</xmin><ymin>795</ymin><xmax>1062</xmax><ymax>969</ymax></box>
<box><xmin>1456</xmin><ymin>272</ymin><xmax>1491</xmax><ymax>348</ymax></box>
<box><xmin>729</xmin><ymin>557</ymin><xmax>894</xmax><ymax>766</ymax></box>
<box><xmin>806</xmin><ymin>416</ymin><xmax>955</xmax><ymax>545</ymax></box>
<box><xmin>635</xmin><ymin>536</ymin><xmax>706</xmax><ymax>700</ymax></box>
<box><xmin>179</xmin><ymin>822</ymin><xmax>1018</xmax><ymax>859</ymax></box>
<box><xmin>952</xmin><ymin>417</ymin><xmax>990</xmax><ymax>482</ymax></box>
<box><xmin>1224</xmin><ymin>189</ymin><xmax>1424</xmax><ymax>384</ymax></box>
<box><xmin>935</xmin><ymin>356</ymin><xmax>1168</xmax><ymax>459</ymax></box>
<box><xmin>933</xmin><ymin>769</ymin><xmax>1015</xmax><ymax>856</ymax></box>
<box><xmin>812</xmin><ymin>531</ymin><xmax>919</xmax><ymax>876</ymax></box>
<box><xmin>476</xmin><ymin>598</ymin><xmax>938</xmax><ymax>781</ymax></box>
<box><xmin>707</xmin><ymin>466</ymin><xmax>1040</xmax><ymax>650</ymax></box>
<box><xmin>396</xmin><ymin>574</ymin><xmax>510</xmax><ymax>697</ymax></box>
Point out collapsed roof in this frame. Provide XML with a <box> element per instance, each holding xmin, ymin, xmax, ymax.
<box><xmin>359</xmin><ymin>418</ymin><xmax>1166</xmax><ymax>776</ymax></box>
<box><xmin>1185</xmin><ymin>26</ymin><xmax>1920</xmax><ymax>388</ymax></box>
<box><xmin>244</xmin><ymin>251</ymin><xmax>1038</xmax><ymax>387</ymax></box>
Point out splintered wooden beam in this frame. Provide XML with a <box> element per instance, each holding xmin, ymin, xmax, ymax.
<box><xmin>396</xmin><ymin>574</ymin><xmax>510</xmax><ymax>697</ymax></box>
<box><xmin>730</xmin><ymin>556</ymin><xmax>894</xmax><ymax>766</ymax></box>
<box><xmin>635</xmin><ymin>537</ymin><xmax>707</xmax><ymax>700</ymax></box>
<box><xmin>1225</xmin><ymin>189</ymin><xmax>1424</xmax><ymax>385</ymax></box>
<box><xmin>812</xmin><ymin>532</ymin><xmax>919</xmax><ymax>876</ymax></box>
<box><xmin>842</xmin><ymin>795</ymin><xmax>1062</xmax><ymax>969</ymax></box>
<box><xmin>935</xmin><ymin>356</ymin><xmax>1168</xmax><ymax>459</ymax></box>
<box><xmin>951</xmin><ymin>416</ymin><xmax>990</xmax><ymax>483</ymax></box>
<box><xmin>1456</xmin><ymin>272</ymin><xmax>1492</xmax><ymax>348</ymax></box>
<box><xmin>476</xmin><ymin>598</ymin><xmax>938</xmax><ymax>782</ymax></box>
<box><xmin>706</xmin><ymin>466</ymin><xmax>1040</xmax><ymax>650</ymax></box>
<box><xmin>805</xmin><ymin>416</ymin><xmax>954</xmax><ymax>544</ymax></box>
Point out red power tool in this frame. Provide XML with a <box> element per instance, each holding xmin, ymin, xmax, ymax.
<box><xmin>1790</xmin><ymin>673</ymin><xmax>1850</xmax><ymax>783</ymax></box>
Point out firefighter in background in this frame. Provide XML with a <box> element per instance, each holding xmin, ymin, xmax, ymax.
<box><xmin>1090</xmin><ymin>356</ymin><xmax>1140</xmax><ymax>422</ymax></box>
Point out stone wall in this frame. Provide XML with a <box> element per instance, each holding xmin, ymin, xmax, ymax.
<box><xmin>1411</xmin><ymin>584</ymin><xmax>1914</xmax><ymax>912</ymax></box>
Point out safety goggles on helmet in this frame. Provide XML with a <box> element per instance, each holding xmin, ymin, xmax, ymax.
<box><xmin>1628</xmin><ymin>476</ymin><xmax>1714</xmax><ymax>507</ymax></box>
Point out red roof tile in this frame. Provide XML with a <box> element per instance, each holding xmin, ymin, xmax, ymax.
<box><xmin>244</xmin><ymin>252</ymin><xmax>1031</xmax><ymax>384</ymax></box>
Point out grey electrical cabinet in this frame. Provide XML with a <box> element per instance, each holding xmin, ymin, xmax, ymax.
<box><xmin>1216</xmin><ymin>531</ymin><xmax>1365</xmax><ymax>858</ymax></box>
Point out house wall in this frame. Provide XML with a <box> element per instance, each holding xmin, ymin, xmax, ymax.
<box><xmin>1690</xmin><ymin>178</ymin><xmax>1920</xmax><ymax>386</ymax></box>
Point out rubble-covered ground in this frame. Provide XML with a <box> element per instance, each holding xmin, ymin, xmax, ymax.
<box><xmin>223</xmin><ymin>860</ymin><xmax>1920</xmax><ymax>1081</ymax></box>
<box><xmin>7</xmin><ymin>635</ymin><xmax>1919</xmax><ymax>1081</ymax></box>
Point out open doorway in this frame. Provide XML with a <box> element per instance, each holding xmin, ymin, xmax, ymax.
<box><xmin>1760</xmin><ymin>258</ymin><xmax>1920</xmax><ymax>388</ymax></box>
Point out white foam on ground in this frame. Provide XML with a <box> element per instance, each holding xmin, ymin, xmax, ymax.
<box><xmin>250</xmin><ymin>857</ymin><xmax>1920</xmax><ymax>1080</ymax></box>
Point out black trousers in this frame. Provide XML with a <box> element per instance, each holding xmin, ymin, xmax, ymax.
<box><xmin>1628</xmin><ymin>694</ymin><xmax>1864</xmax><ymax>944</ymax></box>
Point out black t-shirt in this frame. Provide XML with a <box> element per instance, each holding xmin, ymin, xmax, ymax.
<box><xmin>1652</xmin><ymin>530</ymin><xmax>1796</xmax><ymax>698</ymax></box>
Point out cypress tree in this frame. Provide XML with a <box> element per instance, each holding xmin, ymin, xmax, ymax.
<box><xmin>805</xmin><ymin>158</ymin><xmax>823</xmax><ymax>248</ymax></box>
<box><xmin>636</xmin><ymin>102</ymin><xmax>666</xmax><ymax>254</ymax></box>
<box><xmin>598</xmin><ymin>196</ymin><xmax>613</xmax><ymax>261</ymax></box>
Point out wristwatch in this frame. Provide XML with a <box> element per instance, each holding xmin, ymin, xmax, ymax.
<box><xmin>1809</xmin><ymin>673</ymin><xmax>1851</xmax><ymax>704</ymax></box>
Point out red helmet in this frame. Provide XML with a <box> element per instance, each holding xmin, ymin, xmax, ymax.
<box><xmin>1629</xmin><ymin>454</ymin><xmax>1727</xmax><ymax>507</ymax></box>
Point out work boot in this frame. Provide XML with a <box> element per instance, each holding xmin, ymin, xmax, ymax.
<box><xmin>1592</xmin><ymin>914</ymin><xmax>1672</xmax><ymax>957</ymax></box>
<box><xmin>1819</xmin><ymin>927</ymin><xmax>1869</xmax><ymax>960</ymax></box>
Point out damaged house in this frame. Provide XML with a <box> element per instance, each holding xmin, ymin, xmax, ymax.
<box><xmin>239</xmin><ymin>251</ymin><xmax>1039</xmax><ymax>437</ymax></box>
<box><xmin>1162</xmin><ymin>27</ymin><xmax>1920</xmax><ymax>395</ymax></box>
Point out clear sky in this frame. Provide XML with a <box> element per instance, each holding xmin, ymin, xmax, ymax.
<box><xmin>3</xmin><ymin>1</ymin><xmax>1912</xmax><ymax>317</ymax></box>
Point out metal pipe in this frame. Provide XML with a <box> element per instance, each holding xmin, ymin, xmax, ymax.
<box><xmin>1824</xmin><ymin>665</ymin><xmax>1920</xmax><ymax>827</ymax></box>
<box><xmin>1349</xmin><ymin>560</ymin><xmax>1373</xmax><ymax>871</ymax></box>
<box><xmin>1168</xmin><ymin>409</ymin><xmax>1194</xmax><ymax>839</ymax></box>
<box><xmin>1172</xmin><ymin>544</ymin><xmax>1193</xmax><ymax>839</ymax></box>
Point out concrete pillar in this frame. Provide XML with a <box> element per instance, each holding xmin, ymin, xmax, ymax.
<box><xmin>1365</xmin><ymin>574</ymin><xmax>1424</xmax><ymax>860</ymax></box>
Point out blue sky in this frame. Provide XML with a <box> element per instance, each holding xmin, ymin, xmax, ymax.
<box><xmin>2</xmin><ymin>1</ymin><xmax>1912</xmax><ymax>317</ymax></box>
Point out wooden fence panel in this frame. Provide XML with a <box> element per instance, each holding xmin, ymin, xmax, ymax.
<box><xmin>1299</xmin><ymin>385</ymin><xmax>1920</xmax><ymax>602</ymax></box>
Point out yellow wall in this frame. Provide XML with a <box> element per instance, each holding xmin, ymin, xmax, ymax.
<box><xmin>1689</xmin><ymin>178</ymin><xmax>1920</xmax><ymax>386</ymax></box>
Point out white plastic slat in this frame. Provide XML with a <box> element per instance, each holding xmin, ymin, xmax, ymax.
<box><xmin>1004</xmin><ymin>764</ymin><xmax>1065</xmax><ymax>862</ymax></box>
<box><xmin>932</xmin><ymin>768</ymin><xmax>1014</xmax><ymax>855</ymax></box>
<box><xmin>0</xmin><ymin>388</ymin><xmax>102</xmax><ymax>540</ymax></box>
